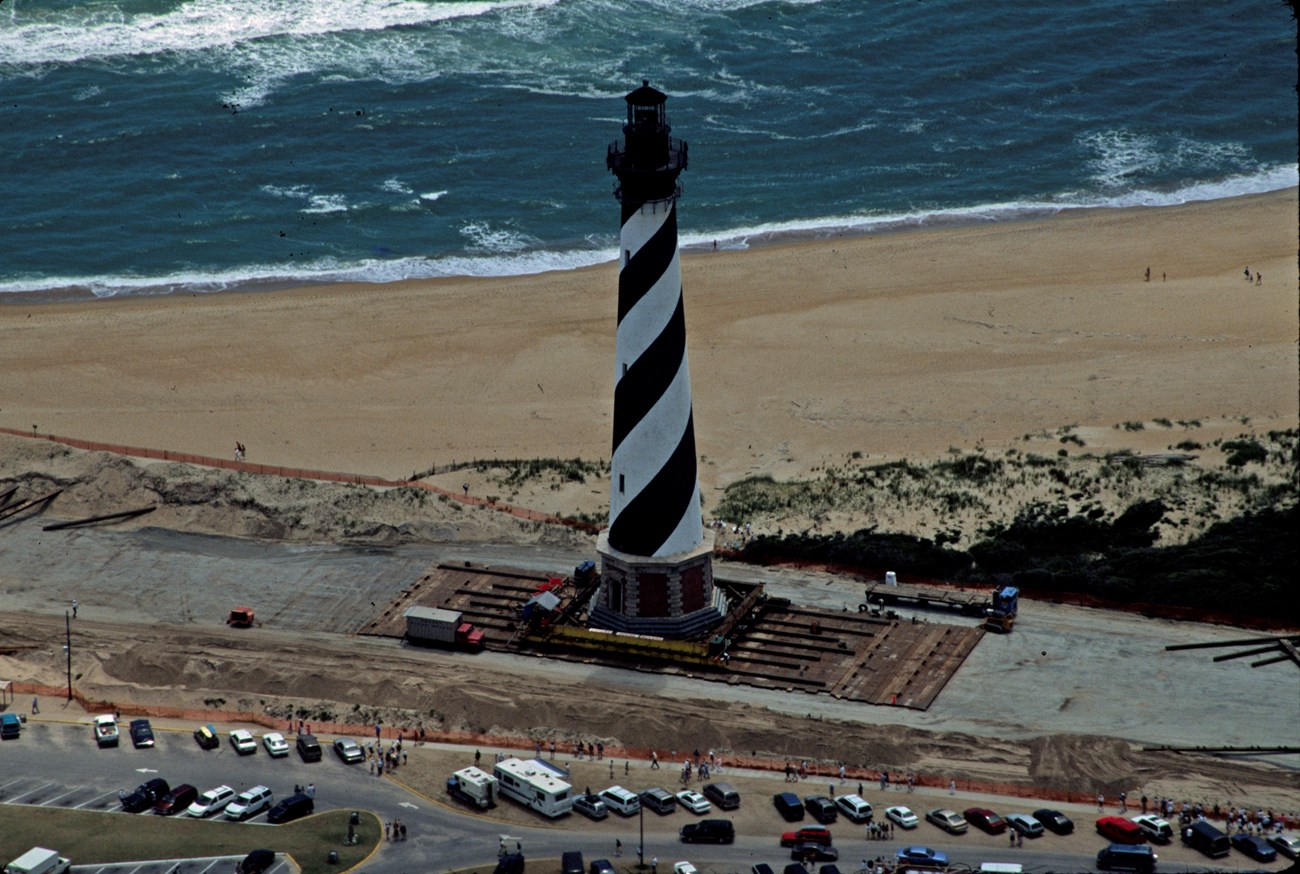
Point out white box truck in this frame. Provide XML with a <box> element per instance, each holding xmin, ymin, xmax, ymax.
<box><xmin>5</xmin><ymin>848</ymin><xmax>71</xmax><ymax>874</ymax></box>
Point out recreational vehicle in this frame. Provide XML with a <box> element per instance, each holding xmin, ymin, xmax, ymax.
<box><xmin>492</xmin><ymin>757</ymin><xmax>573</xmax><ymax>818</ymax></box>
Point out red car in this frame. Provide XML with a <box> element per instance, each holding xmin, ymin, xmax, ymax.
<box><xmin>964</xmin><ymin>808</ymin><xmax>1008</xmax><ymax>834</ymax></box>
<box><xmin>1096</xmin><ymin>816</ymin><xmax>1146</xmax><ymax>844</ymax></box>
<box><xmin>781</xmin><ymin>825</ymin><xmax>833</xmax><ymax>847</ymax></box>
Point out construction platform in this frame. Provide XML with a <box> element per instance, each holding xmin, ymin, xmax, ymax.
<box><xmin>360</xmin><ymin>562</ymin><xmax>984</xmax><ymax>710</ymax></box>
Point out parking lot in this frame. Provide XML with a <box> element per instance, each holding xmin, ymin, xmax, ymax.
<box><xmin>74</xmin><ymin>856</ymin><xmax>290</xmax><ymax>874</ymax></box>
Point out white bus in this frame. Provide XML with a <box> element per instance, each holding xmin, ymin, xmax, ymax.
<box><xmin>492</xmin><ymin>757</ymin><xmax>573</xmax><ymax>818</ymax></box>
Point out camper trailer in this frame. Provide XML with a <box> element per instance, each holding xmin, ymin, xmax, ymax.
<box><xmin>492</xmin><ymin>757</ymin><xmax>573</xmax><ymax>818</ymax></box>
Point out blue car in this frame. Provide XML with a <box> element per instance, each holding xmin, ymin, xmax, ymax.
<box><xmin>895</xmin><ymin>846</ymin><xmax>949</xmax><ymax>869</ymax></box>
<box><xmin>1230</xmin><ymin>833</ymin><xmax>1277</xmax><ymax>862</ymax></box>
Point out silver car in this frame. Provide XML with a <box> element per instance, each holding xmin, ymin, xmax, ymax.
<box><xmin>926</xmin><ymin>808</ymin><xmax>969</xmax><ymax>834</ymax></box>
<box><xmin>1006</xmin><ymin>812</ymin><xmax>1044</xmax><ymax>837</ymax></box>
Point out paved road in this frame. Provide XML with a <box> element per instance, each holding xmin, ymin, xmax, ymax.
<box><xmin>1</xmin><ymin>721</ymin><xmax>1278</xmax><ymax>873</ymax></box>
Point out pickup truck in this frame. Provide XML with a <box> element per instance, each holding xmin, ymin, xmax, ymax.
<box><xmin>93</xmin><ymin>714</ymin><xmax>119</xmax><ymax>747</ymax></box>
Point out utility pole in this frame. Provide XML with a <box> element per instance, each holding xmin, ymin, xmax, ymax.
<box><xmin>65</xmin><ymin>609</ymin><xmax>72</xmax><ymax>701</ymax></box>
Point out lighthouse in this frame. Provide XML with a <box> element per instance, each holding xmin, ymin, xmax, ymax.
<box><xmin>589</xmin><ymin>81</ymin><xmax>723</xmax><ymax>637</ymax></box>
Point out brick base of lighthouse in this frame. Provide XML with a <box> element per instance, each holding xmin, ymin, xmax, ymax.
<box><xmin>589</xmin><ymin>530</ymin><xmax>724</xmax><ymax>638</ymax></box>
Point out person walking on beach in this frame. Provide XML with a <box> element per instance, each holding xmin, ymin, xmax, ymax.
<box><xmin>71</xmin><ymin>599</ymin><xmax>78</xmax><ymax>618</ymax></box>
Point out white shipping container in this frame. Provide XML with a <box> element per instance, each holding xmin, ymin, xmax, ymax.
<box><xmin>404</xmin><ymin>606</ymin><xmax>463</xmax><ymax>643</ymax></box>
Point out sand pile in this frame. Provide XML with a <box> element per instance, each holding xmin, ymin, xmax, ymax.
<box><xmin>1</xmin><ymin>434</ymin><xmax>588</xmax><ymax>550</ymax></box>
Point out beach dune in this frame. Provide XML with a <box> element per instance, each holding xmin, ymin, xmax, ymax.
<box><xmin>1</xmin><ymin>190</ymin><xmax>1295</xmax><ymax>492</ymax></box>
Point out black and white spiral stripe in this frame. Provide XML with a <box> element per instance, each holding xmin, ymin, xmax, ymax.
<box><xmin>607</xmin><ymin>199</ymin><xmax>702</xmax><ymax>558</ymax></box>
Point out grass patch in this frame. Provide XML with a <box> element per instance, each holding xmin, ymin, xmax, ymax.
<box><xmin>0</xmin><ymin>807</ymin><xmax>380</xmax><ymax>873</ymax></box>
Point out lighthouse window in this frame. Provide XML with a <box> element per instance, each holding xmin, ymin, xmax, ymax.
<box><xmin>622</xmin><ymin>363</ymin><xmax>628</xmax><ymax>376</ymax></box>
<box><xmin>624</xmin><ymin>249</ymin><xmax>630</xmax><ymax>265</ymax></box>
<box><xmin>619</xmin><ymin>474</ymin><xmax>625</xmax><ymax>493</ymax></box>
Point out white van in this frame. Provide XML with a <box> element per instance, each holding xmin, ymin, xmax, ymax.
<box><xmin>835</xmin><ymin>794</ymin><xmax>873</xmax><ymax>823</ymax></box>
<box><xmin>224</xmin><ymin>785</ymin><xmax>273</xmax><ymax>820</ymax></box>
<box><xmin>599</xmin><ymin>785</ymin><xmax>641</xmax><ymax>816</ymax></box>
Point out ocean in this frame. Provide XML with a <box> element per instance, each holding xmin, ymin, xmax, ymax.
<box><xmin>1</xmin><ymin>0</ymin><xmax>1295</xmax><ymax>298</ymax></box>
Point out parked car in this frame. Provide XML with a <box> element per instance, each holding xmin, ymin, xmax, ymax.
<box><xmin>676</xmin><ymin>789</ymin><xmax>711</xmax><ymax>814</ymax></box>
<box><xmin>1005</xmin><ymin>812</ymin><xmax>1044</xmax><ymax>837</ymax></box>
<box><xmin>589</xmin><ymin>860</ymin><xmax>616</xmax><ymax>874</ymax></box>
<box><xmin>791</xmin><ymin>843</ymin><xmax>838</xmax><ymax>863</ymax></box>
<box><xmin>229</xmin><ymin>729</ymin><xmax>257</xmax><ymax>755</ymax></box>
<box><xmin>1096</xmin><ymin>843</ymin><xmax>1157</xmax><ymax>873</ymax></box>
<box><xmin>926</xmin><ymin>808</ymin><xmax>968</xmax><ymax>834</ymax></box>
<box><xmin>834</xmin><ymin>794</ymin><xmax>872</xmax><ymax>823</ymax></box>
<box><xmin>885</xmin><ymin>805</ymin><xmax>919</xmax><ymax>829</ymax></box>
<box><xmin>1033</xmin><ymin>808</ymin><xmax>1074</xmax><ymax>834</ymax></box>
<box><xmin>494</xmin><ymin>854</ymin><xmax>525</xmax><ymax>874</ymax></box>
<box><xmin>1230</xmin><ymin>833</ymin><xmax>1277</xmax><ymax>862</ymax></box>
<box><xmin>773</xmin><ymin>791</ymin><xmax>804</xmax><ymax>822</ymax></box>
<box><xmin>679</xmin><ymin>819</ymin><xmax>735</xmax><ymax>843</ymax></box>
<box><xmin>1097</xmin><ymin>815</ymin><xmax>1146</xmax><ymax>844</ymax></box>
<box><xmin>187</xmin><ymin>784</ymin><xmax>236</xmax><ymax>818</ymax></box>
<box><xmin>193</xmin><ymin>723</ymin><xmax>219</xmax><ymax>750</ymax></box>
<box><xmin>1181</xmin><ymin>820</ymin><xmax>1229</xmax><ymax>858</ymax></box>
<box><xmin>641</xmin><ymin>787</ymin><xmax>678</xmax><ymax>814</ymax></box>
<box><xmin>752</xmin><ymin>865</ymin><xmax>777</xmax><ymax>874</ymax></box>
<box><xmin>236</xmin><ymin>850</ymin><xmax>276</xmax><ymax>874</ymax></box>
<box><xmin>781</xmin><ymin>867</ymin><xmax>805</xmax><ymax>874</ymax></box>
<box><xmin>672</xmin><ymin>864</ymin><xmax>697</xmax><ymax>874</ymax></box>
<box><xmin>267</xmin><ymin>792</ymin><xmax>314</xmax><ymax>824</ymax></box>
<box><xmin>818</xmin><ymin>867</ymin><xmax>842</xmax><ymax>874</ymax></box>
<box><xmin>781</xmin><ymin>826</ymin><xmax>832</xmax><ymax>848</ymax></box>
<box><xmin>559</xmin><ymin>852</ymin><xmax>584</xmax><ymax>874</ymax></box>
<box><xmin>225</xmin><ymin>784</ymin><xmax>273</xmax><ymax>820</ymax></box>
<box><xmin>702</xmin><ymin>781</ymin><xmax>740</xmax><ymax>810</ymax></box>
<box><xmin>129</xmin><ymin>719</ymin><xmax>155</xmax><ymax>748</ymax></box>
<box><xmin>153</xmin><ymin>783</ymin><xmax>198</xmax><ymax>816</ymax></box>
<box><xmin>965</xmin><ymin>807</ymin><xmax>1008</xmax><ymax>834</ymax></box>
<box><xmin>805</xmin><ymin>795</ymin><xmax>838</xmax><ymax>824</ymax></box>
<box><xmin>1269</xmin><ymin>834</ymin><xmax>1300</xmax><ymax>859</ymax></box>
<box><xmin>1131</xmin><ymin>814</ymin><xmax>1173</xmax><ymax>843</ymax></box>
<box><xmin>262</xmin><ymin>732</ymin><xmax>290</xmax><ymax>757</ymax></box>
<box><xmin>573</xmin><ymin>793</ymin><xmax>609</xmax><ymax>820</ymax></box>
<box><xmin>333</xmin><ymin>737</ymin><xmax>364</xmax><ymax>763</ymax></box>
<box><xmin>894</xmin><ymin>846</ymin><xmax>949</xmax><ymax>869</ymax></box>
<box><xmin>599</xmin><ymin>785</ymin><xmax>641</xmax><ymax>816</ymax></box>
<box><xmin>296</xmin><ymin>733</ymin><xmax>322</xmax><ymax>762</ymax></box>
<box><xmin>120</xmin><ymin>777</ymin><xmax>170</xmax><ymax>813</ymax></box>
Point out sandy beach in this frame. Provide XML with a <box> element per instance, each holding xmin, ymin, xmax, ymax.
<box><xmin>2</xmin><ymin>190</ymin><xmax>1295</xmax><ymax>496</ymax></box>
